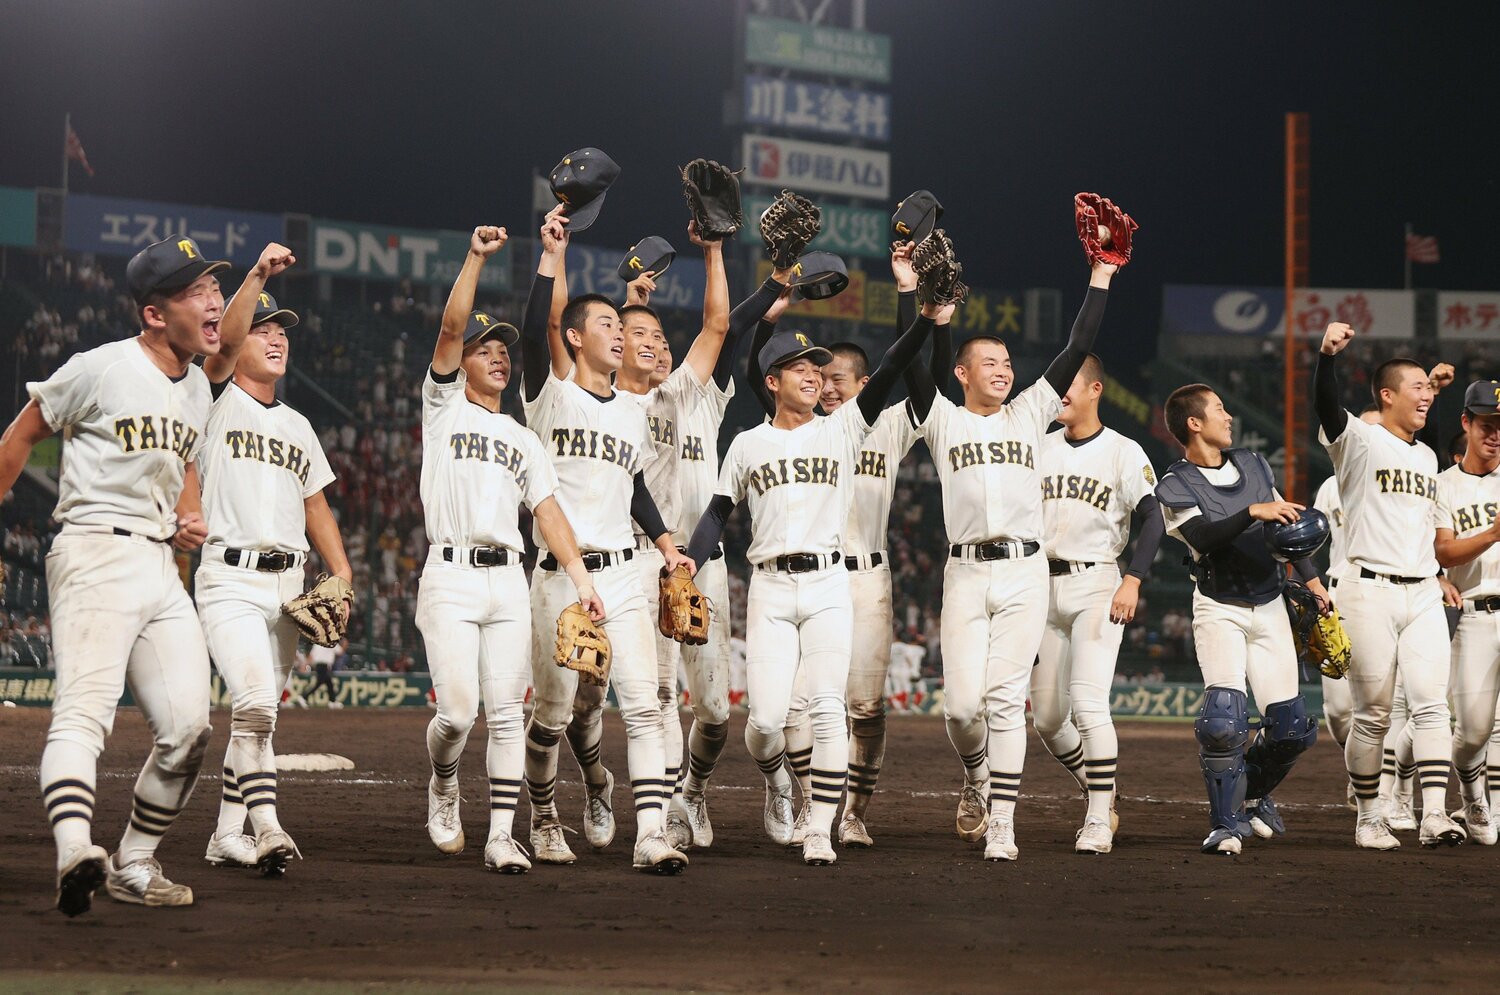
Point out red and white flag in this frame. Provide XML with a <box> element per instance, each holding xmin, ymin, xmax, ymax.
<box><xmin>1405</xmin><ymin>232</ymin><xmax>1439</xmax><ymax>264</ymax></box>
<box><xmin>65</xmin><ymin>122</ymin><xmax>94</xmax><ymax>177</ymax></box>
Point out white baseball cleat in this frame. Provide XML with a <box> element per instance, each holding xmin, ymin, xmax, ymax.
<box><xmin>838</xmin><ymin>813</ymin><xmax>874</xmax><ymax>848</ymax></box>
<box><xmin>1354</xmin><ymin>816</ymin><xmax>1401</xmax><ymax>850</ymax></box>
<box><xmin>684</xmin><ymin>792</ymin><xmax>714</xmax><ymax>848</ymax></box>
<box><xmin>1200</xmin><ymin>828</ymin><xmax>1240</xmax><ymax>855</ymax></box>
<box><xmin>665</xmin><ymin>796</ymin><xmax>694</xmax><ymax>851</ymax></box>
<box><xmin>790</xmin><ymin>804</ymin><xmax>810</xmax><ymax>845</ymax></box>
<box><xmin>529</xmin><ymin>819</ymin><xmax>577</xmax><ymax>865</ymax></box>
<box><xmin>956</xmin><ymin>781</ymin><xmax>989</xmax><ymax>842</ymax></box>
<box><xmin>583</xmin><ymin>770</ymin><xmax>616</xmax><ymax>850</ymax></box>
<box><xmin>803</xmin><ymin>829</ymin><xmax>837</xmax><ymax>865</ymax></box>
<box><xmin>1462</xmin><ymin>801</ymin><xmax>1498</xmax><ymax>845</ymax></box>
<box><xmin>483</xmin><ymin>833</ymin><xmax>532</xmax><ymax>874</ymax></box>
<box><xmin>632</xmin><ymin>831</ymin><xmax>688</xmax><ymax>874</ymax></box>
<box><xmin>764</xmin><ymin>784</ymin><xmax>795</xmax><ymax>845</ymax></box>
<box><xmin>255</xmin><ymin>828</ymin><xmax>300</xmax><ymax>877</ymax></box>
<box><xmin>426</xmin><ymin>777</ymin><xmax>465</xmax><ymax>855</ymax></box>
<box><xmin>55</xmin><ymin>843</ymin><xmax>108</xmax><ymax>917</ymax></box>
<box><xmin>105</xmin><ymin>855</ymin><xmax>193</xmax><ymax>907</ymax></box>
<box><xmin>1075</xmin><ymin>815</ymin><xmax>1114</xmax><ymax>855</ymax></box>
<box><xmin>1419</xmin><ymin>810</ymin><xmax>1466</xmax><ymax>848</ymax></box>
<box><xmin>983</xmin><ymin>815</ymin><xmax>1019</xmax><ymax>861</ymax></box>
<box><xmin>204</xmin><ymin>832</ymin><xmax>257</xmax><ymax>867</ymax></box>
<box><xmin>1386</xmin><ymin>797</ymin><xmax>1417</xmax><ymax>832</ymax></box>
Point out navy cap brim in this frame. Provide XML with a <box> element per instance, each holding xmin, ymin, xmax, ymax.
<box><xmin>253</xmin><ymin>308</ymin><xmax>299</xmax><ymax>330</ymax></box>
<box><xmin>463</xmin><ymin>322</ymin><xmax>520</xmax><ymax>348</ymax></box>
<box><xmin>762</xmin><ymin>344</ymin><xmax>834</xmax><ymax>371</ymax></box>
<box><xmin>561</xmin><ymin>191</ymin><xmax>607</xmax><ymax>233</ymax></box>
<box><xmin>140</xmin><ymin>258</ymin><xmax>231</xmax><ymax>302</ymax></box>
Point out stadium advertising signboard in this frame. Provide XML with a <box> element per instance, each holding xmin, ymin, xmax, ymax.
<box><xmin>64</xmin><ymin>193</ymin><xmax>283</xmax><ymax>267</ymax></box>
<box><xmin>311</xmin><ymin>219</ymin><xmax>511</xmax><ymax>291</ymax></box>
<box><xmin>744</xmin><ymin>15</ymin><xmax>892</xmax><ymax>83</ymax></box>
<box><xmin>741</xmin><ymin>195</ymin><xmax>889</xmax><ymax>259</ymax></box>
<box><xmin>1162</xmin><ymin>285</ymin><xmax>1416</xmax><ymax>339</ymax></box>
<box><xmin>0</xmin><ymin>186</ymin><xmax>36</xmax><ymax>247</ymax></box>
<box><xmin>743</xmin><ymin>74</ymin><xmax>891</xmax><ymax>142</ymax></box>
<box><xmin>1436</xmin><ymin>291</ymin><xmax>1500</xmax><ymax>339</ymax></box>
<box><xmin>741</xmin><ymin>134</ymin><xmax>890</xmax><ymax>200</ymax></box>
<box><xmin>532</xmin><ymin>240</ymin><xmax>706</xmax><ymax>312</ymax></box>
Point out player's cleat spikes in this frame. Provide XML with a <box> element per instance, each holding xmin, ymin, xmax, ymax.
<box><xmin>55</xmin><ymin>843</ymin><xmax>107</xmax><ymax>917</ymax></box>
<box><xmin>665</xmin><ymin>796</ymin><xmax>694</xmax><ymax>851</ymax></box>
<box><xmin>1419</xmin><ymin>810</ymin><xmax>1466</xmax><ymax>848</ymax></box>
<box><xmin>956</xmin><ymin>782</ymin><xmax>989</xmax><ymax>842</ymax></box>
<box><xmin>1354</xmin><ymin>816</ymin><xmax>1401</xmax><ymax>850</ymax></box>
<box><xmin>803</xmin><ymin>829</ymin><xmax>837</xmax><ymax>865</ymax></box>
<box><xmin>529</xmin><ymin>819</ymin><xmax>577</xmax><ymax>865</ymax></box>
<box><xmin>204</xmin><ymin>832</ymin><xmax>257</xmax><ymax>867</ymax></box>
<box><xmin>983</xmin><ymin>815</ymin><xmax>1019</xmax><ymax>861</ymax></box>
<box><xmin>838</xmin><ymin>813</ymin><xmax>874</xmax><ymax>848</ymax></box>
<box><xmin>684</xmin><ymin>792</ymin><xmax>714</xmax><ymax>848</ymax></box>
<box><xmin>105</xmin><ymin>855</ymin><xmax>194</xmax><ymax>907</ymax></box>
<box><xmin>764</xmin><ymin>783</ymin><xmax>795</xmax><ymax>845</ymax></box>
<box><xmin>1461</xmin><ymin>801</ymin><xmax>1497</xmax><ymax>846</ymax></box>
<box><xmin>483</xmin><ymin>833</ymin><xmax>532</xmax><ymax>874</ymax></box>
<box><xmin>426</xmin><ymin>777</ymin><xmax>465</xmax><ymax>855</ymax></box>
<box><xmin>1248</xmin><ymin>795</ymin><xmax>1286</xmax><ymax>838</ymax></box>
<box><xmin>1200</xmin><ymin>828</ymin><xmax>1241</xmax><ymax>855</ymax></box>
<box><xmin>790</xmin><ymin>804</ymin><xmax>810</xmax><ymax>845</ymax></box>
<box><xmin>582</xmin><ymin>769</ymin><xmax>616</xmax><ymax>850</ymax></box>
<box><xmin>1386</xmin><ymin>797</ymin><xmax>1417</xmax><ymax>832</ymax></box>
<box><xmin>255</xmin><ymin>828</ymin><xmax>300</xmax><ymax>877</ymax></box>
<box><xmin>1075</xmin><ymin>815</ymin><xmax>1114</xmax><ymax>855</ymax></box>
<box><xmin>632</xmin><ymin>831</ymin><xmax>688</xmax><ymax>874</ymax></box>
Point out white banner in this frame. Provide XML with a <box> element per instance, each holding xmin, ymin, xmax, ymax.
<box><xmin>1162</xmin><ymin>285</ymin><xmax>1416</xmax><ymax>339</ymax></box>
<box><xmin>1437</xmin><ymin>291</ymin><xmax>1500</xmax><ymax>339</ymax></box>
<box><xmin>741</xmin><ymin>133</ymin><xmax>889</xmax><ymax>200</ymax></box>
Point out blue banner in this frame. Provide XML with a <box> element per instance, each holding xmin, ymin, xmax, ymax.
<box><xmin>533</xmin><ymin>242</ymin><xmax>706</xmax><ymax>312</ymax></box>
<box><xmin>743</xmin><ymin>74</ymin><xmax>891</xmax><ymax>142</ymax></box>
<box><xmin>64</xmin><ymin>193</ymin><xmax>283</xmax><ymax>267</ymax></box>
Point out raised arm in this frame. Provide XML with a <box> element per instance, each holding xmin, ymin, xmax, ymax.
<box><xmin>539</xmin><ymin>205</ymin><xmax>573</xmax><ymax>383</ymax></box>
<box><xmin>718</xmin><ymin>271</ymin><xmax>791</xmax><ymax>391</ymax></box>
<box><xmin>1315</xmin><ymin>321</ymin><xmax>1355</xmax><ymax>441</ymax></box>
<box><xmin>859</xmin><ymin>302</ymin><xmax>948</xmax><ymax>424</ymax></box>
<box><xmin>205</xmin><ymin>242</ymin><xmax>295</xmax><ymax>384</ymax></box>
<box><xmin>521</xmin><ymin>208</ymin><xmax>571</xmax><ymax>401</ymax></box>
<box><xmin>746</xmin><ymin>286</ymin><xmax>795</xmax><ymax>417</ymax></box>
<box><xmin>433</xmin><ymin>226</ymin><xmax>507</xmax><ymax>377</ymax></box>
<box><xmin>678</xmin><ymin>224</ymin><xmax>732</xmax><ymax>384</ymax></box>
<box><xmin>1043</xmin><ymin>262</ymin><xmax>1113</xmax><ymax>396</ymax></box>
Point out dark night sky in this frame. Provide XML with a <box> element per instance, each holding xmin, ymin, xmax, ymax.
<box><xmin>1</xmin><ymin>0</ymin><xmax>1494</xmax><ymax>372</ymax></box>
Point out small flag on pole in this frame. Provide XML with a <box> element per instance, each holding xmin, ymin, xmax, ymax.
<box><xmin>65</xmin><ymin>121</ymin><xmax>95</xmax><ymax>177</ymax></box>
<box><xmin>1405</xmin><ymin>232</ymin><xmax>1439</xmax><ymax>264</ymax></box>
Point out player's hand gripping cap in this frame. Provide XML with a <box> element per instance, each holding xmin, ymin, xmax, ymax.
<box><xmin>759</xmin><ymin>189</ymin><xmax>822</xmax><ymax>269</ymax></box>
<box><xmin>1264</xmin><ymin>507</ymin><xmax>1330</xmax><ymax>562</ymax></box>
<box><xmin>1073</xmin><ymin>193</ymin><xmax>1138</xmax><ymax>267</ymax></box>
<box><xmin>911</xmin><ymin>229</ymin><xmax>968</xmax><ymax>306</ymax></box>
<box><xmin>555</xmin><ymin>602</ymin><xmax>611</xmax><ymax>686</ymax></box>
<box><xmin>281</xmin><ymin>574</ymin><xmax>354</xmax><ymax>648</ymax></box>
<box><xmin>681</xmin><ymin>159</ymin><xmax>744</xmax><ymax>241</ymax></box>
<box><xmin>126</xmin><ymin>236</ymin><xmax>230</xmax><ymax>304</ymax></box>
<box><xmin>1283</xmin><ymin>583</ymin><xmax>1352</xmax><ymax>679</ymax></box>
<box><xmin>659</xmin><ymin>564</ymin><xmax>713</xmax><ymax>645</ymax></box>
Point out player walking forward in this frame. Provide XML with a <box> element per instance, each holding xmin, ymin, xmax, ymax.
<box><xmin>0</xmin><ymin>237</ymin><xmax>226</xmax><ymax>914</ymax></box>
<box><xmin>1032</xmin><ymin>353</ymin><xmax>1164</xmax><ymax>854</ymax></box>
<box><xmin>519</xmin><ymin>208</ymin><xmax>694</xmax><ymax>873</ymax></box>
<box><xmin>191</xmin><ymin>243</ymin><xmax>353</xmax><ymax>876</ymax></box>
<box><xmin>1155</xmin><ymin>386</ymin><xmax>1325</xmax><ymax>854</ymax></box>
<box><xmin>1314</xmin><ymin>321</ymin><xmax>1465</xmax><ymax>849</ymax></box>
<box><xmin>901</xmin><ymin>253</ymin><xmax>1114</xmax><ymax>861</ymax></box>
<box><xmin>418</xmin><ymin>225</ymin><xmax>603</xmax><ymax>874</ymax></box>
<box><xmin>683</xmin><ymin>306</ymin><xmax>934</xmax><ymax>864</ymax></box>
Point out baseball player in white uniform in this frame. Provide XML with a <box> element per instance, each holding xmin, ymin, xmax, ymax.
<box><xmin>683</xmin><ymin>304</ymin><xmax>933</xmax><ymax>865</ymax></box>
<box><xmin>519</xmin><ymin>207</ymin><xmax>694</xmax><ymax>873</ymax></box>
<box><xmin>1314</xmin><ymin>320</ymin><xmax>1465</xmax><ymax>848</ymax></box>
<box><xmin>417</xmin><ymin>225</ymin><xmax>603</xmax><ymax>875</ymax></box>
<box><xmin>901</xmin><ymin>254</ymin><xmax>1114</xmax><ymax>861</ymax></box>
<box><xmin>1</xmin><ymin>237</ymin><xmax>226</xmax><ymax>915</ymax></box>
<box><xmin>1032</xmin><ymin>353</ymin><xmax>1164</xmax><ymax>855</ymax></box>
<box><xmin>189</xmin><ymin>243</ymin><xmax>352</xmax><ymax>877</ymax></box>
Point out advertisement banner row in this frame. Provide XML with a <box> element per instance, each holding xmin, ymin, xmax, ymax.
<box><xmin>742</xmin><ymin>133</ymin><xmax>890</xmax><ymax>200</ymax></box>
<box><xmin>64</xmin><ymin>192</ymin><xmax>283</xmax><ymax>267</ymax></box>
<box><xmin>743</xmin><ymin>73</ymin><xmax>891</xmax><ymax>142</ymax></box>
<box><xmin>310</xmin><ymin>219</ymin><xmax>512</xmax><ymax>292</ymax></box>
<box><xmin>1162</xmin><ymin>284</ymin><xmax>1416</xmax><ymax>339</ymax></box>
<box><xmin>744</xmin><ymin>15</ymin><xmax>892</xmax><ymax>83</ymax></box>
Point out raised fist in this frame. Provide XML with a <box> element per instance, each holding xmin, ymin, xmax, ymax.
<box><xmin>1321</xmin><ymin>321</ymin><xmax>1355</xmax><ymax>356</ymax></box>
<box><xmin>255</xmin><ymin>242</ymin><xmax>296</xmax><ymax>278</ymax></box>
<box><xmin>471</xmin><ymin>226</ymin><xmax>508</xmax><ymax>257</ymax></box>
<box><xmin>1427</xmin><ymin>362</ymin><xmax>1456</xmax><ymax>392</ymax></box>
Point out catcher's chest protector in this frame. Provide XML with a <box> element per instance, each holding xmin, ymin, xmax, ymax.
<box><xmin>1157</xmin><ymin>449</ymin><xmax>1284</xmax><ymax>607</ymax></box>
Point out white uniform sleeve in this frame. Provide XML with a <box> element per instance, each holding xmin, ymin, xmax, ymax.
<box><xmin>662</xmin><ymin>364</ymin><xmax>705</xmax><ymax>421</ymax></box>
<box><xmin>519</xmin><ymin>429</ymin><xmax>561</xmax><ymax>511</ymax></box>
<box><xmin>302</xmin><ymin>422</ymin><xmax>338</xmax><ymax>497</ymax></box>
<box><xmin>1433</xmin><ymin>473</ymin><xmax>1450</xmax><ymax>532</ymax></box>
<box><xmin>521</xmin><ymin>370</ymin><xmax>565</xmax><ymax>428</ymax></box>
<box><xmin>1161</xmin><ymin>503</ymin><xmax>1202</xmax><ymax>546</ymax></box>
<box><xmin>27</xmin><ymin>351</ymin><xmax>98</xmax><ymax>430</ymax></box>
<box><xmin>912</xmin><ymin>392</ymin><xmax>952</xmax><ymax>444</ymax></box>
<box><xmin>882</xmin><ymin>402</ymin><xmax>920</xmax><ymax>456</ymax></box>
<box><xmin>716</xmin><ymin>435</ymin><xmax>749</xmax><ymax>503</ymax></box>
<box><xmin>422</xmin><ymin>366</ymin><xmax>466</xmax><ymax>414</ymax></box>
<box><xmin>835</xmin><ymin>393</ymin><xmax>876</xmax><ymax>443</ymax></box>
<box><xmin>1012</xmin><ymin>377</ymin><xmax>1064</xmax><ymax>434</ymax></box>
<box><xmin>1116</xmin><ymin>439</ymin><xmax>1157</xmax><ymax>509</ymax></box>
<box><xmin>1319</xmin><ymin>407</ymin><xmax>1369</xmax><ymax>458</ymax></box>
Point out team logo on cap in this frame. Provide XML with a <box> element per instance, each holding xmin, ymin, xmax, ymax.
<box><xmin>177</xmin><ymin>239</ymin><xmax>197</xmax><ymax>258</ymax></box>
<box><xmin>627</xmin><ymin>255</ymin><xmax>644</xmax><ymax>271</ymax></box>
<box><xmin>259</xmin><ymin>292</ymin><xmax>272</xmax><ymax>308</ymax></box>
<box><xmin>795</xmin><ymin>333</ymin><xmax>811</xmax><ymax>348</ymax></box>
<box><xmin>475</xmin><ymin>313</ymin><xmax>493</xmax><ymax>326</ymax></box>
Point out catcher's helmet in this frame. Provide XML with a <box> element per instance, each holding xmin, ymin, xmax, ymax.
<box><xmin>1265</xmin><ymin>508</ymin><xmax>1330</xmax><ymax>562</ymax></box>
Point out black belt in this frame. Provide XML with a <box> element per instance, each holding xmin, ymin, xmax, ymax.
<box><xmin>1470</xmin><ymin>596</ymin><xmax>1500</xmax><ymax>613</ymax></box>
<box><xmin>846</xmin><ymin>551</ymin><xmax>885</xmax><ymax>571</ymax></box>
<box><xmin>1358</xmin><ymin>567</ymin><xmax>1426</xmax><ymax>585</ymax></box>
<box><xmin>442</xmin><ymin>546</ymin><xmax>515</xmax><ymax>567</ymax></box>
<box><xmin>952</xmin><ymin>540</ymin><xmax>1041</xmax><ymax>562</ymax></box>
<box><xmin>1048</xmin><ymin>559</ymin><xmax>1098</xmax><ymax>576</ymax></box>
<box><xmin>223</xmin><ymin>547</ymin><xmax>299</xmax><ymax>572</ymax></box>
<box><xmin>677</xmin><ymin>544</ymin><xmax>725</xmax><ymax>562</ymax></box>
<box><xmin>112</xmin><ymin>527</ymin><xmax>169</xmax><ymax>543</ymax></box>
<box><xmin>539</xmin><ymin>548</ymin><xmax>633</xmax><ymax>573</ymax></box>
<box><xmin>762</xmin><ymin>551</ymin><xmax>841</xmax><ymax>574</ymax></box>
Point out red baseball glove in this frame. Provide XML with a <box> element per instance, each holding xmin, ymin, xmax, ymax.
<box><xmin>1074</xmin><ymin>193</ymin><xmax>1137</xmax><ymax>267</ymax></box>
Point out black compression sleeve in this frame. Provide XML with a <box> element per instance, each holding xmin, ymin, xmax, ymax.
<box><xmin>685</xmin><ymin>494</ymin><xmax>735</xmax><ymax>567</ymax></box>
<box><xmin>902</xmin><ymin>319</ymin><xmax>938</xmax><ymax>422</ymax></box>
<box><xmin>630</xmin><ymin>472</ymin><xmax>669</xmax><ymax>542</ymax></box>
<box><xmin>1292</xmin><ymin>557</ymin><xmax>1319</xmax><ymax>584</ymax></box>
<box><xmin>929</xmin><ymin>318</ymin><xmax>952</xmax><ymax>393</ymax></box>
<box><xmin>1125</xmin><ymin>494</ymin><xmax>1165</xmax><ymax>580</ymax></box>
<box><xmin>1043</xmin><ymin>287</ymin><xmax>1108</xmax><ymax>396</ymax></box>
<box><xmin>718</xmin><ymin>278</ymin><xmax>784</xmax><ymax>389</ymax></box>
<box><xmin>897</xmin><ymin>290</ymin><xmax>916</xmax><ymax>349</ymax></box>
<box><xmin>859</xmin><ymin>314</ymin><xmax>934</xmax><ymax>424</ymax></box>
<box><xmin>520</xmin><ymin>272</ymin><xmax>554</xmax><ymax>403</ymax></box>
<box><xmin>1175</xmin><ymin>507</ymin><xmax>1255</xmax><ymax>555</ymax></box>
<box><xmin>1314</xmin><ymin>351</ymin><xmax>1348</xmax><ymax>441</ymax></box>
<box><xmin>748</xmin><ymin>318</ymin><xmax>777</xmax><ymax>417</ymax></box>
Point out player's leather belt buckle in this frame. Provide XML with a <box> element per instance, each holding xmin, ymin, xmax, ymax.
<box><xmin>542</xmin><ymin>549</ymin><xmax>634</xmax><ymax>572</ymax></box>
<box><xmin>444</xmin><ymin>546</ymin><xmax>513</xmax><ymax>568</ymax></box>
<box><xmin>1358</xmin><ymin>567</ymin><xmax>1425</xmax><ymax>585</ymax></box>
<box><xmin>224</xmin><ymin>547</ymin><xmax>297</xmax><ymax>572</ymax></box>
<box><xmin>957</xmin><ymin>539</ymin><xmax>1040</xmax><ymax>562</ymax></box>
<box><xmin>771</xmin><ymin>551</ymin><xmax>840</xmax><ymax>573</ymax></box>
<box><xmin>845</xmin><ymin>551</ymin><xmax>885</xmax><ymax>571</ymax></box>
<box><xmin>1470</xmin><ymin>596</ymin><xmax>1500</xmax><ymax>613</ymax></box>
<box><xmin>677</xmin><ymin>544</ymin><xmax>725</xmax><ymax>561</ymax></box>
<box><xmin>1047</xmin><ymin>559</ymin><xmax>1097</xmax><ymax>576</ymax></box>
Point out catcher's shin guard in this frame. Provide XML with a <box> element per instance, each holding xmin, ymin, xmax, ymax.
<box><xmin>1245</xmin><ymin>696</ymin><xmax>1318</xmax><ymax>801</ymax></box>
<box><xmin>1196</xmin><ymin>687</ymin><xmax>1250</xmax><ymax>835</ymax></box>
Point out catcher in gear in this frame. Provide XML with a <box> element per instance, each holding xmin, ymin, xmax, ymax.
<box><xmin>660</xmin><ymin>565</ymin><xmax>712</xmax><ymax>645</ymax></box>
<box><xmin>681</xmin><ymin>159</ymin><xmax>744</xmax><ymax>241</ymax></box>
<box><xmin>759</xmin><ymin>190</ymin><xmax>821</xmax><ymax>269</ymax></box>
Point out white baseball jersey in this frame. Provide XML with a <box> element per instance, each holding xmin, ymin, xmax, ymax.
<box><xmin>421</xmin><ymin>367</ymin><xmax>559</xmax><ymax>550</ymax></box>
<box><xmin>523</xmin><ymin>372</ymin><xmax>654</xmax><ymax>554</ymax></box>
<box><xmin>1312</xmin><ymin>475</ymin><xmax>1346</xmax><ymax>575</ymax></box>
<box><xmin>27</xmin><ymin>338</ymin><xmax>209</xmax><ymax>540</ymax></box>
<box><xmin>678</xmin><ymin>378</ymin><xmax>734</xmax><ymax>541</ymax></box>
<box><xmin>1320</xmin><ymin>414</ymin><xmax>1441</xmax><ymax>578</ymax></box>
<box><xmin>1039</xmin><ymin>425</ymin><xmax>1156</xmax><ymax>562</ymax></box>
<box><xmin>716</xmin><ymin>401</ymin><xmax>873</xmax><ymax>564</ymax></box>
<box><xmin>914</xmin><ymin>380</ymin><xmax>1061</xmax><ymax>544</ymax></box>
<box><xmin>845</xmin><ymin>404</ymin><xmax>920</xmax><ymax>557</ymax></box>
<box><xmin>198</xmin><ymin>382</ymin><xmax>334</xmax><ymax>552</ymax></box>
<box><xmin>620</xmin><ymin>365</ymin><xmax>705</xmax><ymax>543</ymax></box>
<box><xmin>1436</xmin><ymin>462</ymin><xmax>1500</xmax><ymax>598</ymax></box>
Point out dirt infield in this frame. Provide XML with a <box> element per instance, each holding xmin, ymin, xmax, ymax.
<box><xmin>2</xmin><ymin>707</ymin><xmax>1498</xmax><ymax>993</ymax></box>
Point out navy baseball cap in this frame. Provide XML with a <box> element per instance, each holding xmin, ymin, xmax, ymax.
<box><xmin>463</xmin><ymin>310</ymin><xmax>519</xmax><ymax>349</ymax></box>
<box><xmin>127</xmin><ymin>236</ymin><xmax>230</xmax><ymax>304</ymax></box>
<box><xmin>759</xmin><ymin>330</ymin><xmax>832</xmax><ymax>373</ymax></box>
<box><xmin>618</xmin><ymin>236</ymin><xmax>676</xmax><ymax>281</ymax></box>
<box><xmin>549</xmin><ymin>148</ymin><xmax>621</xmax><ymax>233</ymax></box>
<box><xmin>892</xmin><ymin>190</ymin><xmax>943</xmax><ymax>245</ymax></box>
<box><xmin>1464</xmin><ymin>380</ymin><xmax>1500</xmax><ymax>416</ymax></box>
<box><xmin>251</xmin><ymin>291</ymin><xmax>299</xmax><ymax>330</ymax></box>
<box><xmin>789</xmin><ymin>251</ymin><xmax>849</xmax><ymax>302</ymax></box>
